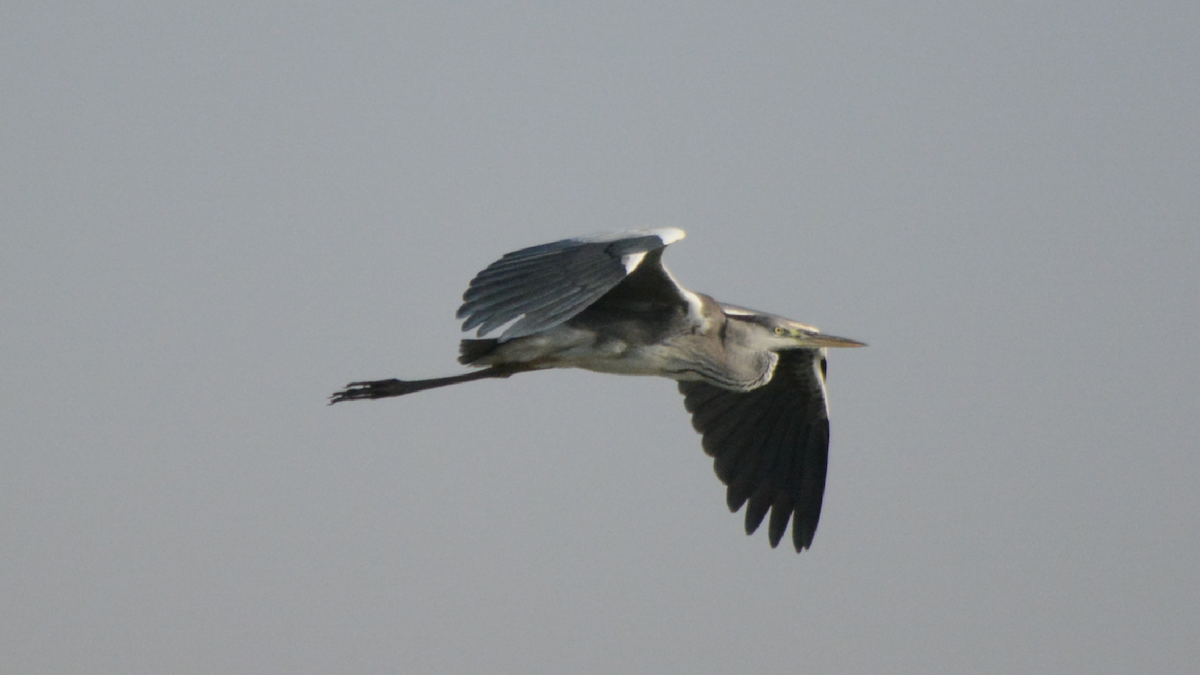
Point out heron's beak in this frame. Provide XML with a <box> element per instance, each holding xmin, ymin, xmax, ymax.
<box><xmin>795</xmin><ymin>328</ymin><xmax>867</xmax><ymax>348</ymax></box>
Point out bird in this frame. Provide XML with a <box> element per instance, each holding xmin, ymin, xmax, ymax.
<box><xmin>331</xmin><ymin>229</ymin><xmax>865</xmax><ymax>552</ymax></box>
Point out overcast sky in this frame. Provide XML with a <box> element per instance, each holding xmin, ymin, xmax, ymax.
<box><xmin>3</xmin><ymin>2</ymin><xmax>1198</xmax><ymax>673</ymax></box>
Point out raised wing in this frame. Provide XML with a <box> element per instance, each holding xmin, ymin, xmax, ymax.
<box><xmin>457</xmin><ymin>228</ymin><xmax>687</xmax><ymax>340</ymax></box>
<box><xmin>678</xmin><ymin>349</ymin><xmax>831</xmax><ymax>552</ymax></box>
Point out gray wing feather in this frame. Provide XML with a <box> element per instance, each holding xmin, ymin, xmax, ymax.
<box><xmin>457</xmin><ymin>229</ymin><xmax>684</xmax><ymax>340</ymax></box>
<box><xmin>678</xmin><ymin>349</ymin><xmax>831</xmax><ymax>552</ymax></box>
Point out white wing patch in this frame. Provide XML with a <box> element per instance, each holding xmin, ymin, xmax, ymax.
<box><xmin>621</xmin><ymin>251</ymin><xmax>647</xmax><ymax>274</ymax></box>
<box><xmin>655</xmin><ymin>227</ymin><xmax>686</xmax><ymax>245</ymax></box>
<box><xmin>576</xmin><ymin>227</ymin><xmax>686</xmax><ymax>246</ymax></box>
<box><xmin>814</xmin><ymin>348</ymin><xmax>830</xmax><ymax>416</ymax></box>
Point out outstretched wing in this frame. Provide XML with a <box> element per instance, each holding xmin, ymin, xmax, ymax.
<box><xmin>678</xmin><ymin>348</ymin><xmax>832</xmax><ymax>552</ymax></box>
<box><xmin>457</xmin><ymin>228</ymin><xmax>687</xmax><ymax>340</ymax></box>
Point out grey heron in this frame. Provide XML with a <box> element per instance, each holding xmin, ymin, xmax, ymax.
<box><xmin>331</xmin><ymin>229</ymin><xmax>865</xmax><ymax>552</ymax></box>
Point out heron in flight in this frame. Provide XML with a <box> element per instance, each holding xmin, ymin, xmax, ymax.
<box><xmin>331</xmin><ymin>229</ymin><xmax>864</xmax><ymax>552</ymax></box>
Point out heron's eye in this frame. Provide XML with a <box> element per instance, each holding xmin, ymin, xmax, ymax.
<box><xmin>774</xmin><ymin>326</ymin><xmax>785</xmax><ymax>335</ymax></box>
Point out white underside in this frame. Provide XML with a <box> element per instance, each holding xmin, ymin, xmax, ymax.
<box><xmin>475</xmin><ymin>324</ymin><xmax>711</xmax><ymax>381</ymax></box>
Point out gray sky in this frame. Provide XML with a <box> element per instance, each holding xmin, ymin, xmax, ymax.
<box><xmin>3</xmin><ymin>2</ymin><xmax>1197</xmax><ymax>673</ymax></box>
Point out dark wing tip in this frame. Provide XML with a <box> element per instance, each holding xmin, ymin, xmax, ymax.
<box><xmin>792</xmin><ymin>513</ymin><xmax>818</xmax><ymax>552</ymax></box>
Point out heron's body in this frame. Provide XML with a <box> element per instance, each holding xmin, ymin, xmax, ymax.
<box><xmin>332</xmin><ymin>229</ymin><xmax>864</xmax><ymax>552</ymax></box>
<box><xmin>462</xmin><ymin>294</ymin><xmax>779</xmax><ymax>390</ymax></box>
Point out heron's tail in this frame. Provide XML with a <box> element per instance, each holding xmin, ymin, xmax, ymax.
<box><xmin>458</xmin><ymin>338</ymin><xmax>500</xmax><ymax>365</ymax></box>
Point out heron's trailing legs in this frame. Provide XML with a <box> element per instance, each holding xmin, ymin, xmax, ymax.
<box><xmin>329</xmin><ymin>365</ymin><xmax>527</xmax><ymax>404</ymax></box>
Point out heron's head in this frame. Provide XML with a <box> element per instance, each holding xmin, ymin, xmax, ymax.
<box><xmin>723</xmin><ymin>305</ymin><xmax>867</xmax><ymax>351</ymax></box>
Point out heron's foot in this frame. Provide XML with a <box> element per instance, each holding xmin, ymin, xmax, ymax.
<box><xmin>329</xmin><ymin>378</ymin><xmax>415</xmax><ymax>404</ymax></box>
